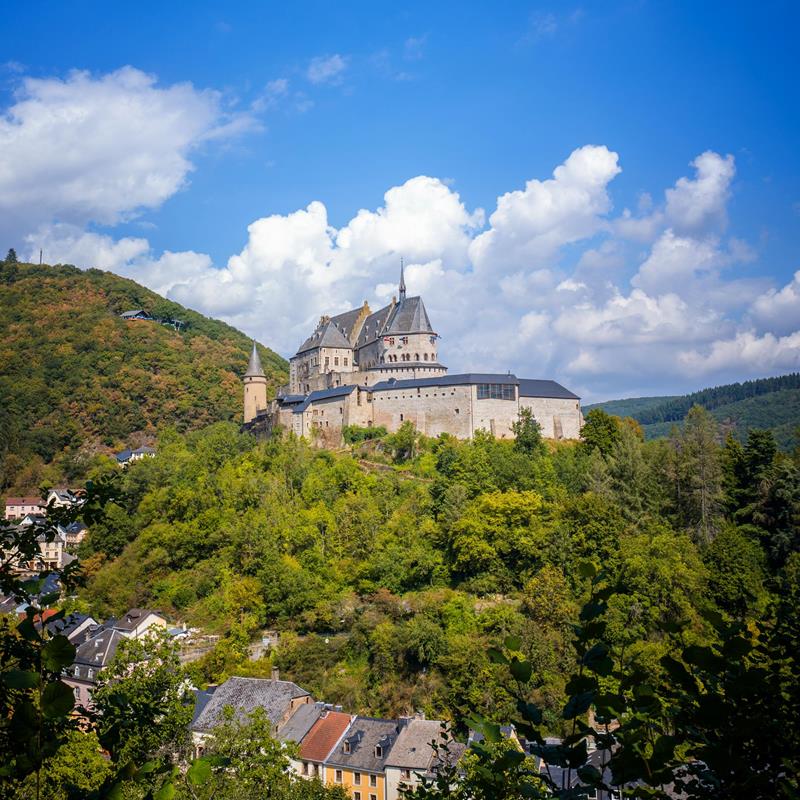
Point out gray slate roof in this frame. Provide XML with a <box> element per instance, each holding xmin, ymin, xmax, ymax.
<box><xmin>327</xmin><ymin>716</ymin><xmax>400</xmax><ymax>771</ymax></box>
<box><xmin>297</xmin><ymin>319</ymin><xmax>353</xmax><ymax>355</ymax></box>
<box><xmin>384</xmin><ymin>296</ymin><xmax>435</xmax><ymax>335</ymax></box>
<box><xmin>330</xmin><ymin>305</ymin><xmax>368</xmax><ymax>343</ymax></box>
<box><xmin>74</xmin><ymin>628</ymin><xmax>125</xmax><ymax>669</ymax></box>
<box><xmin>386</xmin><ymin>719</ymin><xmax>446</xmax><ymax>769</ymax></box>
<box><xmin>245</xmin><ymin>341</ymin><xmax>266</xmax><ymax>378</ymax></box>
<box><xmin>355</xmin><ymin>303</ymin><xmax>396</xmax><ymax>348</ymax></box>
<box><xmin>114</xmin><ymin>608</ymin><xmax>161</xmax><ymax>633</ymax></box>
<box><xmin>293</xmin><ymin>385</ymin><xmax>356</xmax><ymax>414</ymax></box>
<box><xmin>191</xmin><ymin>676</ymin><xmax>310</xmax><ymax>732</ymax></box>
<box><xmin>371</xmin><ymin>373</ymin><xmax>519</xmax><ymax>392</ymax></box>
<box><xmin>518</xmin><ymin>379</ymin><xmax>579</xmax><ymax>400</ymax></box>
<box><xmin>278</xmin><ymin>702</ymin><xmax>323</xmax><ymax>743</ymax></box>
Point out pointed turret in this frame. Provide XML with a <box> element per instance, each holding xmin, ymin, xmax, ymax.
<box><xmin>245</xmin><ymin>340</ymin><xmax>265</xmax><ymax>377</ymax></box>
<box><xmin>399</xmin><ymin>258</ymin><xmax>407</xmax><ymax>302</ymax></box>
<box><xmin>243</xmin><ymin>340</ymin><xmax>267</xmax><ymax>424</ymax></box>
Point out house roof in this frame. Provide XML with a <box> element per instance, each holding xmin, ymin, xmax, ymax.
<box><xmin>115</xmin><ymin>449</ymin><xmax>132</xmax><ymax>462</ymax></box>
<box><xmin>191</xmin><ymin>676</ymin><xmax>310</xmax><ymax>732</ymax></box>
<box><xmin>120</xmin><ymin>309</ymin><xmax>150</xmax><ymax>318</ymax></box>
<box><xmin>326</xmin><ymin>716</ymin><xmax>400</xmax><ymax>771</ymax></box>
<box><xmin>386</xmin><ymin>719</ymin><xmax>447</xmax><ymax>769</ymax></box>
<box><xmin>74</xmin><ymin>628</ymin><xmax>125</xmax><ymax>669</ymax></box>
<box><xmin>245</xmin><ymin>341</ymin><xmax>266</xmax><ymax>378</ymax></box>
<box><xmin>278</xmin><ymin>702</ymin><xmax>323</xmax><ymax>744</ymax></box>
<box><xmin>132</xmin><ymin>446</ymin><xmax>156</xmax><ymax>456</ymax></box>
<box><xmin>191</xmin><ymin>686</ymin><xmax>217</xmax><ymax>726</ymax></box>
<box><xmin>299</xmin><ymin>710</ymin><xmax>353</xmax><ymax>763</ymax></box>
<box><xmin>46</xmin><ymin>612</ymin><xmax>96</xmax><ymax>642</ymax></box>
<box><xmin>518</xmin><ymin>379</ymin><xmax>580</xmax><ymax>400</ymax></box>
<box><xmin>4</xmin><ymin>496</ymin><xmax>42</xmax><ymax>506</ymax></box>
<box><xmin>293</xmin><ymin>385</ymin><xmax>356</xmax><ymax>414</ymax></box>
<box><xmin>384</xmin><ymin>296</ymin><xmax>435</xmax><ymax>335</ymax></box>
<box><xmin>114</xmin><ymin>608</ymin><xmax>162</xmax><ymax>632</ymax></box>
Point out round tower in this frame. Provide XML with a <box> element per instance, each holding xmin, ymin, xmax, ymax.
<box><xmin>243</xmin><ymin>340</ymin><xmax>268</xmax><ymax>424</ymax></box>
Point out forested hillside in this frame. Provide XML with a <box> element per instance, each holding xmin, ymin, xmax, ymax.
<box><xmin>74</xmin><ymin>410</ymin><xmax>800</xmax><ymax>730</ymax></box>
<box><xmin>0</xmin><ymin>260</ymin><xmax>287</xmax><ymax>492</ymax></box>
<box><xmin>587</xmin><ymin>373</ymin><xmax>800</xmax><ymax>448</ymax></box>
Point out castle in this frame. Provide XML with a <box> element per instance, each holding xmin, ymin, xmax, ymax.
<box><xmin>243</xmin><ymin>267</ymin><xmax>583</xmax><ymax>445</ymax></box>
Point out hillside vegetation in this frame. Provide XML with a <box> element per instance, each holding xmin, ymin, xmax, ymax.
<box><xmin>74</xmin><ymin>409</ymin><xmax>799</xmax><ymax>729</ymax></box>
<box><xmin>0</xmin><ymin>260</ymin><xmax>287</xmax><ymax>491</ymax></box>
<box><xmin>587</xmin><ymin>374</ymin><xmax>800</xmax><ymax>448</ymax></box>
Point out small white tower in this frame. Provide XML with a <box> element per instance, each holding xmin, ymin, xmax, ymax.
<box><xmin>243</xmin><ymin>341</ymin><xmax>267</xmax><ymax>424</ymax></box>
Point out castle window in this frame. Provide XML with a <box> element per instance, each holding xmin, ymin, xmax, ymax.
<box><xmin>344</xmin><ymin>358</ymin><xmax>348</xmax><ymax>366</ymax></box>
<box><xmin>477</xmin><ymin>384</ymin><xmax>516</xmax><ymax>401</ymax></box>
<box><xmin>400</xmin><ymin>414</ymin><xmax>404</xmax><ymax>421</ymax></box>
<box><xmin>424</xmin><ymin>354</ymin><xmax>429</xmax><ymax>361</ymax></box>
<box><xmin>334</xmin><ymin>357</ymin><xmax>339</xmax><ymax>366</ymax></box>
<box><xmin>325</xmin><ymin>357</ymin><xmax>329</xmax><ymax>367</ymax></box>
<box><xmin>455</xmin><ymin>408</ymin><xmax>460</xmax><ymax>414</ymax></box>
<box><xmin>415</xmin><ymin>353</ymin><xmax>420</xmax><ymax>360</ymax></box>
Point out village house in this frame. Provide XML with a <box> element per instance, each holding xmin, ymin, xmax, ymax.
<box><xmin>114</xmin><ymin>446</ymin><xmax>156</xmax><ymax>466</ymax></box>
<box><xmin>292</xmin><ymin>707</ymin><xmax>354</xmax><ymax>782</ymax></box>
<box><xmin>4</xmin><ymin>496</ymin><xmax>44</xmax><ymax>520</ymax></box>
<box><xmin>190</xmin><ymin>675</ymin><xmax>312</xmax><ymax>754</ymax></box>
<box><xmin>245</xmin><ymin>268</ymin><xmax>583</xmax><ymax>445</ymax></box>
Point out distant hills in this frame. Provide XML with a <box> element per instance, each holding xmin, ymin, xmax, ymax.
<box><xmin>586</xmin><ymin>374</ymin><xmax>800</xmax><ymax>449</ymax></box>
<box><xmin>0</xmin><ymin>260</ymin><xmax>287</xmax><ymax>490</ymax></box>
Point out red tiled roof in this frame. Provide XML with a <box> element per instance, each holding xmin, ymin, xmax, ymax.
<box><xmin>5</xmin><ymin>497</ymin><xmax>43</xmax><ymax>506</ymax></box>
<box><xmin>299</xmin><ymin>711</ymin><xmax>352</xmax><ymax>763</ymax></box>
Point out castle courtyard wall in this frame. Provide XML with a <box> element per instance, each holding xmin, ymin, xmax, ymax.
<box><xmin>519</xmin><ymin>396</ymin><xmax>583</xmax><ymax>439</ymax></box>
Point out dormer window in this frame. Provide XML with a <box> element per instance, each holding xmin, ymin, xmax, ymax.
<box><xmin>343</xmin><ymin>741</ymin><xmax>351</xmax><ymax>754</ymax></box>
<box><xmin>374</xmin><ymin>745</ymin><xmax>382</xmax><ymax>758</ymax></box>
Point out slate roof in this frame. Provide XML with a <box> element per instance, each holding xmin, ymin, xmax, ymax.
<box><xmin>115</xmin><ymin>449</ymin><xmax>133</xmax><ymax>463</ymax></box>
<box><xmin>74</xmin><ymin>628</ymin><xmax>125</xmax><ymax>669</ymax></box>
<box><xmin>355</xmin><ymin>303</ymin><xmax>396</xmax><ymax>348</ymax></box>
<box><xmin>191</xmin><ymin>676</ymin><xmax>310</xmax><ymax>732</ymax></box>
<box><xmin>245</xmin><ymin>341</ymin><xmax>266</xmax><ymax>378</ymax></box>
<box><xmin>191</xmin><ymin>687</ymin><xmax>217</xmax><ymax>726</ymax></box>
<box><xmin>299</xmin><ymin>710</ymin><xmax>353</xmax><ymax>763</ymax></box>
<box><xmin>278</xmin><ymin>702</ymin><xmax>323</xmax><ymax>743</ymax></box>
<box><xmin>114</xmin><ymin>608</ymin><xmax>161</xmax><ymax>633</ymax></box>
<box><xmin>297</xmin><ymin>319</ymin><xmax>353</xmax><ymax>355</ymax></box>
<box><xmin>4</xmin><ymin>496</ymin><xmax>42</xmax><ymax>506</ymax></box>
<box><xmin>384</xmin><ymin>296</ymin><xmax>435</xmax><ymax>335</ymax></box>
<box><xmin>330</xmin><ymin>305</ymin><xmax>368</xmax><ymax>343</ymax></box>
<box><xmin>518</xmin><ymin>379</ymin><xmax>580</xmax><ymax>400</ymax></box>
<box><xmin>293</xmin><ymin>385</ymin><xmax>356</xmax><ymax>414</ymax></box>
<box><xmin>120</xmin><ymin>309</ymin><xmax>150</xmax><ymax>319</ymax></box>
<box><xmin>327</xmin><ymin>716</ymin><xmax>400</xmax><ymax>772</ymax></box>
<box><xmin>370</xmin><ymin>373</ymin><xmax>519</xmax><ymax>392</ymax></box>
<box><xmin>386</xmin><ymin>719</ymin><xmax>446</xmax><ymax>769</ymax></box>
<box><xmin>46</xmin><ymin>612</ymin><xmax>96</xmax><ymax>643</ymax></box>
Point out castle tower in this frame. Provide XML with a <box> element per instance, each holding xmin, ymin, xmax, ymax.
<box><xmin>243</xmin><ymin>340</ymin><xmax>267</xmax><ymax>424</ymax></box>
<box><xmin>399</xmin><ymin>258</ymin><xmax>407</xmax><ymax>302</ymax></box>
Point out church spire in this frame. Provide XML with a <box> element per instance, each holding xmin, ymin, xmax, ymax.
<box><xmin>244</xmin><ymin>340</ymin><xmax>265</xmax><ymax>378</ymax></box>
<box><xmin>399</xmin><ymin>257</ymin><xmax>406</xmax><ymax>302</ymax></box>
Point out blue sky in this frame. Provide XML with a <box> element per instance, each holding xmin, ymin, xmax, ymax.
<box><xmin>1</xmin><ymin>1</ymin><xmax>799</xmax><ymax>399</ymax></box>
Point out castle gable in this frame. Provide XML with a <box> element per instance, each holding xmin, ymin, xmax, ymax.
<box><xmin>296</xmin><ymin>319</ymin><xmax>352</xmax><ymax>355</ymax></box>
<box><xmin>355</xmin><ymin>301</ymin><xmax>396</xmax><ymax>349</ymax></box>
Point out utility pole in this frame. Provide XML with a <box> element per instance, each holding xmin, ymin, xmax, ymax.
<box><xmin>39</xmin><ymin>249</ymin><xmax>43</xmax><ymax>265</ymax></box>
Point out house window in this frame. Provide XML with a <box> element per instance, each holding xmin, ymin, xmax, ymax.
<box><xmin>87</xmin><ymin>668</ymin><xmax>94</xmax><ymax>680</ymax></box>
<box><xmin>343</xmin><ymin>742</ymin><xmax>351</xmax><ymax>754</ymax></box>
<box><xmin>370</xmin><ymin>773</ymin><xmax>378</xmax><ymax>786</ymax></box>
<box><xmin>354</xmin><ymin>793</ymin><xmax>361</xmax><ymax>800</ymax></box>
<box><xmin>335</xmin><ymin>770</ymin><xmax>343</xmax><ymax>783</ymax></box>
<box><xmin>354</xmin><ymin>773</ymin><xmax>361</xmax><ymax>785</ymax></box>
<box><xmin>401</xmin><ymin>770</ymin><xmax>411</xmax><ymax>780</ymax></box>
<box><xmin>370</xmin><ymin>795</ymin><xmax>377</xmax><ymax>800</ymax></box>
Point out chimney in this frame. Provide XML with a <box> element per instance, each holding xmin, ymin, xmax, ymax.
<box><xmin>271</xmin><ymin>667</ymin><xmax>280</xmax><ymax>681</ymax></box>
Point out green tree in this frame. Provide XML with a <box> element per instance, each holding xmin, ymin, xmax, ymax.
<box><xmin>580</xmin><ymin>409</ymin><xmax>622</xmax><ymax>457</ymax></box>
<box><xmin>512</xmin><ymin>407</ymin><xmax>545</xmax><ymax>456</ymax></box>
<box><xmin>703</xmin><ymin>525</ymin><xmax>767</xmax><ymax>616</ymax></box>
<box><xmin>5</xmin><ymin>247</ymin><xmax>18</xmax><ymax>263</ymax></box>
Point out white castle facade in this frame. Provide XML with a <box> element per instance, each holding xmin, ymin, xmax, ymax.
<box><xmin>244</xmin><ymin>268</ymin><xmax>583</xmax><ymax>446</ymax></box>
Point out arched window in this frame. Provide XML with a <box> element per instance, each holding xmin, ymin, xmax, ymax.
<box><xmin>415</xmin><ymin>353</ymin><xmax>420</xmax><ymax>360</ymax></box>
<box><xmin>424</xmin><ymin>353</ymin><xmax>429</xmax><ymax>361</ymax></box>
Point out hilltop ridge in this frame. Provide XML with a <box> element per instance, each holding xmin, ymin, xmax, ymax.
<box><xmin>0</xmin><ymin>260</ymin><xmax>287</xmax><ymax>490</ymax></box>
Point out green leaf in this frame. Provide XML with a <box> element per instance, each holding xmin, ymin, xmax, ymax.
<box><xmin>563</xmin><ymin>690</ymin><xmax>595</xmax><ymax>720</ymax></box>
<box><xmin>577</xmin><ymin>765</ymin><xmax>603</xmax><ymax>786</ymax></box>
<box><xmin>683</xmin><ymin>645</ymin><xmax>724</xmax><ymax>671</ymax></box>
<box><xmin>187</xmin><ymin>757</ymin><xmax>213</xmax><ymax>786</ymax></box>
<box><xmin>722</xmin><ymin>635</ymin><xmax>752</xmax><ymax>658</ymax></box>
<box><xmin>504</xmin><ymin>635</ymin><xmax>522</xmax><ymax>651</ymax></box>
<box><xmin>153</xmin><ymin>782</ymin><xmax>176</xmax><ymax>800</ymax></box>
<box><xmin>41</xmin><ymin>635</ymin><xmax>76</xmax><ymax>671</ymax></box>
<box><xmin>582</xmin><ymin>642</ymin><xmax>613</xmax><ymax>676</ymax></box>
<box><xmin>579</xmin><ymin>601</ymin><xmax>606</xmax><ymax>621</ymax></box>
<box><xmin>509</xmin><ymin>657</ymin><xmax>532</xmax><ymax>684</ymax></box>
<box><xmin>39</xmin><ymin>591</ymin><xmax>60</xmax><ymax>607</ymax></box>
<box><xmin>516</xmin><ymin>700</ymin><xmax>543</xmax><ymax>724</ymax></box>
<box><xmin>577</xmin><ymin>560</ymin><xmax>598</xmax><ymax>579</ymax></box>
<box><xmin>487</xmin><ymin>647</ymin><xmax>509</xmax><ymax>665</ymax></box>
<box><xmin>3</xmin><ymin>669</ymin><xmax>41</xmax><ymax>689</ymax></box>
<box><xmin>41</xmin><ymin>680</ymin><xmax>75</xmax><ymax>718</ymax></box>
